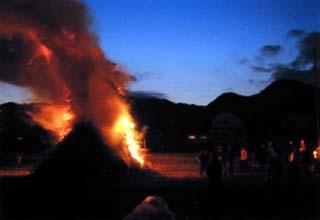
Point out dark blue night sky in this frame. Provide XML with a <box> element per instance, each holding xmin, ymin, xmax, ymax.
<box><xmin>1</xmin><ymin>0</ymin><xmax>319</xmax><ymax>105</ymax></box>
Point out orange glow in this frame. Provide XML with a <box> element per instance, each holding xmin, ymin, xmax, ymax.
<box><xmin>313</xmin><ymin>150</ymin><xmax>318</xmax><ymax>159</ymax></box>
<box><xmin>28</xmin><ymin>104</ymin><xmax>75</xmax><ymax>142</ymax></box>
<box><xmin>37</xmin><ymin>43</ymin><xmax>52</xmax><ymax>61</ymax></box>
<box><xmin>289</xmin><ymin>152</ymin><xmax>294</xmax><ymax>162</ymax></box>
<box><xmin>26</xmin><ymin>31</ymin><xmax>52</xmax><ymax>62</ymax></box>
<box><xmin>314</xmin><ymin>147</ymin><xmax>320</xmax><ymax>159</ymax></box>
<box><xmin>114</xmin><ymin>113</ymin><xmax>144</xmax><ymax>166</ymax></box>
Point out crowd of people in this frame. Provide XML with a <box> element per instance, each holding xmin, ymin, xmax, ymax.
<box><xmin>198</xmin><ymin>139</ymin><xmax>320</xmax><ymax>185</ymax></box>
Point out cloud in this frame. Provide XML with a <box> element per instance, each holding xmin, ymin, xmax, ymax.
<box><xmin>260</xmin><ymin>45</ymin><xmax>282</xmax><ymax>57</ymax></box>
<box><xmin>239</xmin><ymin>58</ymin><xmax>249</xmax><ymax>65</ymax></box>
<box><xmin>129</xmin><ymin>90</ymin><xmax>167</xmax><ymax>99</ymax></box>
<box><xmin>250</xmin><ymin>31</ymin><xmax>320</xmax><ymax>87</ymax></box>
<box><xmin>133</xmin><ymin>72</ymin><xmax>157</xmax><ymax>81</ymax></box>
<box><xmin>291</xmin><ymin>32</ymin><xmax>320</xmax><ymax>68</ymax></box>
<box><xmin>251</xmin><ymin>65</ymin><xmax>273</xmax><ymax>73</ymax></box>
<box><xmin>271</xmin><ymin>66</ymin><xmax>319</xmax><ymax>86</ymax></box>
<box><xmin>286</xmin><ymin>29</ymin><xmax>306</xmax><ymax>39</ymax></box>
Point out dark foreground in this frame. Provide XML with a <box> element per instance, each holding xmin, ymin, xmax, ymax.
<box><xmin>1</xmin><ymin>174</ymin><xmax>320</xmax><ymax>220</ymax></box>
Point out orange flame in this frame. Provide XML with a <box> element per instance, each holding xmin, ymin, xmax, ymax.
<box><xmin>37</xmin><ymin>43</ymin><xmax>52</xmax><ymax>61</ymax></box>
<box><xmin>114</xmin><ymin>113</ymin><xmax>144</xmax><ymax>166</ymax></box>
<box><xmin>28</xmin><ymin>104</ymin><xmax>75</xmax><ymax>142</ymax></box>
<box><xmin>0</xmin><ymin>1</ymin><xmax>147</xmax><ymax>168</ymax></box>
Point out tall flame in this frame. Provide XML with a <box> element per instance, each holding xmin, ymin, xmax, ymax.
<box><xmin>114</xmin><ymin>113</ymin><xmax>145</xmax><ymax>166</ymax></box>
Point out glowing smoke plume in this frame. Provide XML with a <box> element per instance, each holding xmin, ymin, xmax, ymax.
<box><xmin>0</xmin><ymin>0</ymin><xmax>144</xmax><ymax>166</ymax></box>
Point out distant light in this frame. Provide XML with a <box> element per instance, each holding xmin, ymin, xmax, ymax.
<box><xmin>188</xmin><ymin>135</ymin><xmax>196</xmax><ymax>140</ymax></box>
<box><xmin>313</xmin><ymin>150</ymin><xmax>317</xmax><ymax>159</ymax></box>
<box><xmin>314</xmin><ymin>147</ymin><xmax>320</xmax><ymax>159</ymax></box>
<box><xmin>200</xmin><ymin>136</ymin><xmax>207</xmax><ymax>140</ymax></box>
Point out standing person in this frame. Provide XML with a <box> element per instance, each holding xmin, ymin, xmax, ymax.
<box><xmin>16</xmin><ymin>153</ymin><xmax>23</xmax><ymax>167</ymax></box>
<box><xmin>266</xmin><ymin>141</ymin><xmax>276</xmax><ymax>173</ymax></box>
<box><xmin>198</xmin><ymin>150</ymin><xmax>210</xmax><ymax>176</ymax></box>
<box><xmin>240</xmin><ymin>146</ymin><xmax>248</xmax><ymax>172</ymax></box>
<box><xmin>216</xmin><ymin>145</ymin><xmax>223</xmax><ymax>161</ymax></box>
<box><xmin>299</xmin><ymin>139</ymin><xmax>311</xmax><ymax>178</ymax></box>
<box><xmin>287</xmin><ymin>141</ymin><xmax>300</xmax><ymax>185</ymax></box>
<box><xmin>267</xmin><ymin>141</ymin><xmax>275</xmax><ymax>161</ymax></box>
<box><xmin>267</xmin><ymin>152</ymin><xmax>283</xmax><ymax>187</ymax></box>
<box><xmin>287</xmin><ymin>140</ymin><xmax>296</xmax><ymax>162</ymax></box>
<box><xmin>222</xmin><ymin>146</ymin><xmax>232</xmax><ymax>177</ymax></box>
<box><xmin>313</xmin><ymin>146</ymin><xmax>320</xmax><ymax>176</ymax></box>
<box><xmin>283</xmin><ymin>140</ymin><xmax>294</xmax><ymax>176</ymax></box>
<box><xmin>229</xmin><ymin>146</ymin><xmax>235</xmax><ymax>176</ymax></box>
<box><xmin>206</xmin><ymin>152</ymin><xmax>222</xmax><ymax>186</ymax></box>
<box><xmin>257</xmin><ymin>144</ymin><xmax>268</xmax><ymax>171</ymax></box>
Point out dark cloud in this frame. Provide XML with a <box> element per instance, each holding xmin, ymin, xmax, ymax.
<box><xmin>286</xmin><ymin>29</ymin><xmax>306</xmax><ymax>39</ymax></box>
<box><xmin>129</xmin><ymin>90</ymin><xmax>167</xmax><ymax>99</ymax></box>
<box><xmin>291</xmin><ymin>32</ymin><xmax>320</xmax><ymax>68</ymax></box>
<box><xmin>0</xmin><ymin>33</ymin><xmax>37</xmax><ymax>85</ymax></box>
<box><xmin>271</xmin><ymin>66</ymin><xmax>319</xmax><ymax>87</ymax></box>
<box><xmin>251</xmin><ymin>65</ymin><xmax>273</xmax><ymax>73</ymax></box>
<box><xmin>250</xmin><ymin>31</ymin><xmax>320</xmax><ymax>87</ymax></box>
<box><xmin>134</xmin><ymin>72</ymin><xmax>158</xmax><ymax>81</ymax></box>
<box><xmin>0</xmin><ymin>0</ymin><xmax>90</xmax><ymax>32</ymax></box>
<box><xmin>267</xmin><ymin>32</ymin><xmax>320</xmax><ymax>86</ymax></box>
<box><xmin>260</xmin><ymin>45</ymin><xmax>282</xmax><ymax>57</ymax></box>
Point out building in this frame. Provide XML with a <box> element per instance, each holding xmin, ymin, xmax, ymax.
<box><xmin>209</xmin><ymin>112</ymin><xmax>246</xmax><ymax>146</ymax></box>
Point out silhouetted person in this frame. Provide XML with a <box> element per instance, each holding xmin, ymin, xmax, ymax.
<box><xmin>216</xmin><ymin>145</ymin><xmax>223</xmax><ymax>161</ymax></box>
<box><xmin>16</xmin><ymin>153</ymin><xmax>23</xmax><ymax>167</ymax></box>
<box><xmin>206</xmin><ymin>152</ymin><xmax>222</xmax><ymax>186</ymax></box>
<box><xmin>222</xmin><ymin>146</ymin><xmax>233</xmax><ymax>177</ymax></box>
<box><xmin>229</xmin><ymin>146</ymin><xmax>235</xmax><ymax>175</ymax></box>
<box><xmin>199</xmin><ymin>150</ymin><xmax>210</xmax><ymax>176</ymax></box>
<box><xmin>313</xmin><ymin>146</ymin><xmax>320</xmax><ymax>176</ymax></box>
<box><xmin>240</xmin><ymin>146</ymin><xmax>248</xmax><ymax>172</ymax></box>
<box><xmin>299</xmin><ymin>139</ymin><xmax>311</xmax><ymax>178</ymax></box>
<box><xmin>287</xmin><ymin>142</ymin><xmax>300</xmax><ymax>185</ymax></box>
<box><xmin>267</xmin><ymin>153</ymin><xmax>283</xmax><ymax>187</ymax></box>
<box><xmin>267</xmin><ymin>141</ymin><xmax>275</xmax><ymax>162</ymax></box>
<box><xmin>257</xmin><ymin>144</ymin><xmax>267</xmax><ymax>171</ymax></box>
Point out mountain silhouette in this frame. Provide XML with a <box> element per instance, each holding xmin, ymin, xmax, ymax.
<box><xmin>0</xmin><ymin>79</ymin><xmax>318</xmax><ymax>154</ymax></box>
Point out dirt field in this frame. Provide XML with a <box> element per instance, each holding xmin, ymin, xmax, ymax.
<box><xmin>146</xmin><ymin>153</ymin><xmax>202</xmax><ymax>179</ymax></box>
<box><xmin>1</xmin><ymin>153</ymin><xmax>320</xmax><ymax>220</ymax></box>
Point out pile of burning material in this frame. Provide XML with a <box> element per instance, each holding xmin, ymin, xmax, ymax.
<box><xmin>33</xmin><ymin>120</ymin><xmax>158</xmax><ymax>183</ymax></box>
<box><xmin>34</xmin><ymin>121</ymin><xmax>129</xmax><ymax>182</ymax></box>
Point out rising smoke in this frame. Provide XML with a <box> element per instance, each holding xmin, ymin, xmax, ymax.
<box><xmin>0</xmin><ymin>0</ymin><xmax>138</xmax><ymax>160</ymax></box>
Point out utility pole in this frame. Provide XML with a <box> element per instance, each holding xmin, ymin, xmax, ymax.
<box><xmin>313</xmin><ymin>49</ymin><xmax>320</xmax><ymax>147</ymax></box>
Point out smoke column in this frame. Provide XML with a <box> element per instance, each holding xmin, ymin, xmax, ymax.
<box><xmin>0</xmin><ymin>0</ymin><xmax>142</xmax><ymax>165</ymax></box>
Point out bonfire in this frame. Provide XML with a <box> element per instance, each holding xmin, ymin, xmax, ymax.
<box><xmin>0</xmin><ymin>0</ymin><xmax>145</xmax><ymax>167</ymax></box>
